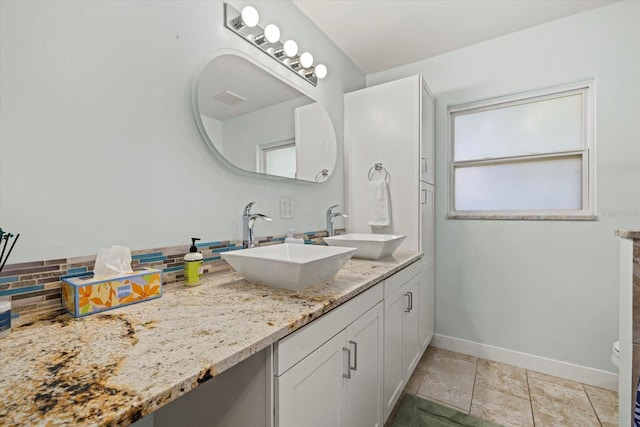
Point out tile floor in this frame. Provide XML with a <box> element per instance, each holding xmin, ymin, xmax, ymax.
<box><xmin>398</xmin><ymin>346</ymin><xmax>618</xmax><ymax>427</ymax></box>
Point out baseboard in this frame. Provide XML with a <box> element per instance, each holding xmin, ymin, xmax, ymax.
<box><xmin>431</xmin><ymin>334</ymin><xmax>618</xmax><ymax>391</ymax></box>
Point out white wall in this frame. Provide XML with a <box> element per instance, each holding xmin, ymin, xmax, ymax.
<box><xmin>222</xmin><ymin>96</ymin><xmax>309</xmax><ymax>173</ymax></box>
<box><xmin>368</xmin><ymin>1</ymin><xmax>640</xmax><ymax>372</ymax></box>
<box><xmin>0</xmin><ymin>0</ymin><xmax>365</xmax><ymax>262</ymax></box>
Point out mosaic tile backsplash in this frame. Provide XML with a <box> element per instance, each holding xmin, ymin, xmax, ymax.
<box><xmin>0</xmin><ymin>229</ymin><xmax>342</xmax><ymax>326</ymax></box>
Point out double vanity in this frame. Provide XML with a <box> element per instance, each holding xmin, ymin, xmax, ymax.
<box><xmin>0</xmin><ymin>238</ymin><xmax>431</xmax><ymax>426</ymax></box>
<box><xmin>0</xmin><ymin>3</ymin><xmax>436</xmax><ymax>426</ymax></box>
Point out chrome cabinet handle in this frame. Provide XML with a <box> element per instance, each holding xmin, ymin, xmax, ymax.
<box><xmin>421</xmin><ymin>189</ymin><xmax>427</xmax><ymax>205</ymax></box>
<box><xmin>422</xmin><ymin>157</ymin><xmax>428</xmax><ymax>174</ymax></box>
<box><xmin>404</xmin><ymin>291</ymin><xmax>414</xmax><ymax>312</ymax></box>
<box><xmin>343</xmin><ymin>347</ymin><xmax>352</xmax><ymax>379</ymax></box>
<box><xmin>349</xmin><ymin>340</ymin><xmax>358</xmax><ymax>371</ymax></box>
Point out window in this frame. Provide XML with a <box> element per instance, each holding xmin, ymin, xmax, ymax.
<box><xmin>448</xmin><ymin>81</ymin><xmax>594</xmax><ymax>219</ymax></box>
<box><xmin>257</xmin><ymin>139</ymin><xmax>296</xmax><ymax>179</ymax></box>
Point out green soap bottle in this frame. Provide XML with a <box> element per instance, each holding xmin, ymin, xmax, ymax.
<box><xmin>184</xmin><ymin>237</ymin><xmax>203</xmax><ymax>286</ymax></box>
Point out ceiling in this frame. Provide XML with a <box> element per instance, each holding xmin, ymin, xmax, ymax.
<box><xmin>198</xmin><ymin>54</ymin><xmax>308</xmax><ymax>121</ymax></box>
<box><xmin>292</xmin><ymin>0</ymin><xmax>617</xmax><ymax>74</ymax></box>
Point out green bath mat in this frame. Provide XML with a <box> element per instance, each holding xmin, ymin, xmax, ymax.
<box><xmin>388</xmin><ymin>394</ymin><xmax>502</xmax><ymax>427</ymax></box>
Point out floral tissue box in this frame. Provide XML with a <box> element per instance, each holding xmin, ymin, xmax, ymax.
<box><xmin>62</xmin><ymin>268</ymin><xmax>162</xmax><ymax>317</ymax></box>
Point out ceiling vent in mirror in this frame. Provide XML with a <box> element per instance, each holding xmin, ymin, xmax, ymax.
<box><xmin>224</xmin><ymin>3</ymin><xmax>327</xmax><ymax>86</ymax></box>
<box><xmin>213</xmin><ymin>90</ymin><xmax>247</xmax><ymax>106</ymax></box>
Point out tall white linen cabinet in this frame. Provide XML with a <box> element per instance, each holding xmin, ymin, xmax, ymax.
<box><xmin>344</xmin><ymin>75</ymin><xmax>436</xmax><ymax>422</ymax></box>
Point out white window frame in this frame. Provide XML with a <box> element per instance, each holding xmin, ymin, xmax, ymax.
<box><xmin>447</xmin><ymin>80</ymin><xmax>595</xmax><ymax>220</ymax></box>
<box><xmin>256</xmin><ymin>138</ymin><xmax>296</xmax><ymax>178</ymax></box>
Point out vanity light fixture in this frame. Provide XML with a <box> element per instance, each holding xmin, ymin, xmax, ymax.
<box><xmin>300</xmin><ymin>65</ymin><xmax>327</xmax><ymax>81</ymax></box>
<box><xmin>273</xmin><ymin>39</ymin><xmax>298</xmax><ymax>59</ymax></box>
<box><xmin>299</xmin><ymin>52</ymin><xmax>313</xmax><ymax>68</ymax></box>
<box><xmin>231</xmin><ymin>5</ymin><xmax>259</xmax><ymax>30</ymax></box>
<box><xmin>283</xmin><ymin>40</ymin><xmax>298</xmax><ymax>57</ymax></box>
<box><xmin>224</xmin><ymin>3</ymin><xmax>327</xmax><ymax>86</ymax></box>
<box><xmin>254</xmin><ymin>24</ymin><xmax>280</xmax><ymax>46</ymax></box>
<box><xmin>315</xmin><ymin>64</ymin><xmax>328</xmax><ymax>79</ymax></box>
<box><xmin>289</xmin><ymin>52</ymin><xmax>313</xmax><ymax>72</ymax></box>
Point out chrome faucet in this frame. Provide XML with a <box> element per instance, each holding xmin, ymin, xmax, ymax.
<box><xmin>326</xmin><ymin>204</ymin><xmax>348</xmax><ymax>237</ymax></box>
<box><xmin>242</xmin><ymin>202</ymin><xmax>272</xmax><ymax>249</ymax></box>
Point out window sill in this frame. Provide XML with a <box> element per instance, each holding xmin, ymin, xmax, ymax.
<box><xmin>446</xmin><ymin>213</ymin><xmax>598</xmax><ymax>221</ymax></box>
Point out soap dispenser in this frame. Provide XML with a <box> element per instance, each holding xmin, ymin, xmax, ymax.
<box><xmin>184</xmin><ymin>237</ymin><xmax>203</xmax><ymax>286</ymax></box>
<box><xmin>284</xmin><ymin>229</ymin><xmax>304</xmax><ymax>244</ymax></box>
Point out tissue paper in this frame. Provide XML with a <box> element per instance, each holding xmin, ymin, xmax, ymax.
<box><xmin>94</xmin><ymin>245</ymin><xmax>133</xmax><ymax>278</ymax></box>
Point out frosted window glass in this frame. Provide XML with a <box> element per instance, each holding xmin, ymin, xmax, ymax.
<box><xmin>265</xmin><ymin>145</ymin><xmax>296</xmax><ymax>178</ymax></box>
<box><xmin>454</xmin><ymin>94</ymin><xmax>582</xmax><ymax>161</ymax></box>
<box><xmin>454</xmin><ymin>156</ymin><xmax>582</xmax><ymax>211</ymax></box>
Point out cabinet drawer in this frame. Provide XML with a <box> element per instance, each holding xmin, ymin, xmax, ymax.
<box><xmin>384</xmin><ymin>261</ymin><xmax>421</xmax><ymax>297</ymax></box>
<box><xmin>274</xmin><ymin>282</ymin><xmax>383</xmax><ymax>376</ymax></box>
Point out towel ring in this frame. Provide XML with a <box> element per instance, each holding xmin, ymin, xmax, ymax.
<box><xmin>368</xmin><ymin>163</ymin><xmax>390</xmax><ymax>182</ymax></box>
<box><xmin>315</xmin><ymin>169</ymin><xmax>329</xmax><ymax>182</ymax></box>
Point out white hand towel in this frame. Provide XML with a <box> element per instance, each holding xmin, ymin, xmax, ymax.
<box><xmin>368</xmin><ymin>177</ymin><xmax>391</xmax><ymax>227</ymax></box>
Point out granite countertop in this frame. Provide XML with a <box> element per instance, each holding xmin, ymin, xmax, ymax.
<box><xmin>0</xmin><ymin>250</ymin><xmax>421</xmax><ymax>426</ymax></box>
<box><xmin>616</xmin><ymin>230</ymin><xmax>640</xmax><ymax>239</ymax></box>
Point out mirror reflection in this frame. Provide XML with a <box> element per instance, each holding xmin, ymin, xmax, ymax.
<box><xmin>194</xmin><ymin>53</ymin><xmax>337</xmax><ymax>182</ymax></box>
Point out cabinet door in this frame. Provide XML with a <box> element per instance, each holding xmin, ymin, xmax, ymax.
<box><xmin>403</xmin><ymin>275</ymin><xmax>421</xmax><ymax>380</ymax></box>
<box><xmin>344</xmin><ymin>75</ymin><xmax>420</xmax><ymax>250</ymax></box>
<box><xmin>345</xmin><ymin>302</ymin><xmax>384</xmax><ymax>427</ymax></box>
<box><xmin>276</xmin><ymin>331</ymin><xmax>347</xmax><ymax>427</ymax></box>
<box><xmin>383</xmin><ymin>285</ymin><xmax>406</xmax><ymax>421</ymax></box>
<box><xmin>421</xmin><ymin>80</ymin><xmax>435</xmax><ymax>185</ymax></box>
<box><xmin>419</xmin><ymin>182</ymin><xmax>435</xmax><ymax>351</ymax></box>
<box><xmin>419</xmin><ymin>258</ymin><xmax>435</xmax><ymax>350</ymax></box>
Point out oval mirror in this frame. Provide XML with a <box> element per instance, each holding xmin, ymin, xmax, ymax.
<box><xmin>193</xmin><ymin>52</ymin><xmax>337</xmax><ymax>182</ymax></box>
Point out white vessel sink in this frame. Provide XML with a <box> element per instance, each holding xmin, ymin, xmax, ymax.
<box><xmin>221</xmin><ymin>243</ymin><xmax>356</xmax><ymax>291</ymax></box>
<box><xmin>323</xmin><ymin>233</ymin><xmax>406</xmax><ymax>260</ymax></box>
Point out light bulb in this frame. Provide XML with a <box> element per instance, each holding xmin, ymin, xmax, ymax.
<box><xmin>300</xmin><ymin>52</ymin><xmax>313</xmax><ymax>68</ymax></box>
<box><xmin>264</xmin><ymin>24</ymin><xmax>280</xmax><ymax>44</ymax></box>
<box><xmin>283</xmin><ymin>40</ymin><xmax>298</xmax><ymax>57</ymax></box>
<box><xmin>241</xmin><ymin>6</ymin><xmax>259</xmax><ymax>28</ymax></box>
<box><xmin>315</xmin><ymin>64</ymin><xmax>327</xmax><ymax>79</ymax></box>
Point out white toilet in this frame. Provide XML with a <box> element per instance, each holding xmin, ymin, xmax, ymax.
<box><xmin>611</xmin><ymin>341</ymin><xmax>620</xmax><ymax>370</ymax></box>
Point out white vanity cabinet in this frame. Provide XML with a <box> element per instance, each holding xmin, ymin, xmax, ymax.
<box><xmin>345</xmin><ymin>77</ymin><xmax>436</xmax><ymax>419</ymax></box>
<box><xmin>274</xmin><ymin>259</ymin><xmax>428</xmax><ymax>427</ymax></box>
<box><xmin>344</xmin><ymin>74</ymin><xmax>435</xmax><ymax>252</ymax></box>
<box><xmin>419</xmin><ymin>258</ymin><xmax>435</xmax><ymax>349</ymax></box>
<box><xmin>276</xmin><ymin>329</ymin><xmax>346</xmax><ymax>426</ymax></box>
<box><xmin>274</xmin><ymin>283</ymin><xmax>384</xmax><ymax>427</ymax></box>
<box><xmin>382</xmin><ymin>260</ymin><xmax>424</xmax><ymax>421</ymax></box>
<box><xmin>344</xmin><ymin>302</ymin><xmax>385</xmax><ymax>427</ymax></box>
